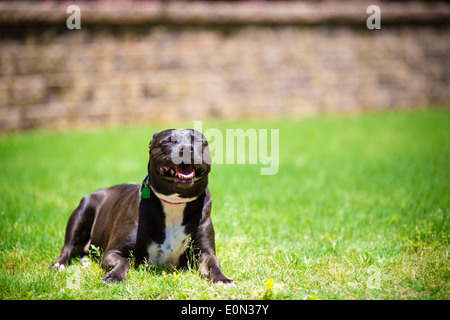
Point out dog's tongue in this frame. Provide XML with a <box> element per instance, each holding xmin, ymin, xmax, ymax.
<box><xmin>175</xmin><ymin>164</ymin><xmax>194</xmax><ymax>179</ymax></box>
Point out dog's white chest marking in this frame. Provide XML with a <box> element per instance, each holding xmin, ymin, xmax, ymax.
<box><xmin>147</xmin><ymin>201</ymin><xmax>190</xmax><ymax>266</ymax></box>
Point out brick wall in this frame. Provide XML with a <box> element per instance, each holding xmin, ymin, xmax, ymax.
<box><xmin>0</xmin><ymin>1</ymin><xmax>449</xmax><ymax>131</ymax></box>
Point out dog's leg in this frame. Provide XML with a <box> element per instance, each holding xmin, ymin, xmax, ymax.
<box><xmin>199</xmin><ymin>252</ymin><xmax>234</xmax><ymax>284</ymax></box>
<box><xmin>50</xmin><ymin>194</ymin><xmax>97</xmax><ymax>270</ymax></box>
<box><xmin>193</xmin><ymin>219</ymin><xmax>234</xmax><ymax>284</ymax></box>
<box><xmin>101</xmin><ymin>250</ymin><xmax>130</xmax><ymax>283</ymax></box>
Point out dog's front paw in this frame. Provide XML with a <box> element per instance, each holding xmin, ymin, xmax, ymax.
<box><xmin>50</xmin><ymin>262</ymin><xmax>66</xmax><ymax>271</ymax></box>
<box><xmin>102</xmin><ymin>270</ymin><xmax>126</xmax><ymax>284</ymax></box>
<box><xmin>213</xmin><ymin>276</ymin><xmax>236</xmax><ymax>286</ymax></box>
<box><xmin>210</xmin><ymin>266</ymin><xmax>235</xmax><ymax>285</ymax></box>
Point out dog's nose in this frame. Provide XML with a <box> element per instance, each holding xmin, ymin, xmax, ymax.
<box><xmin>170</xmin><ymin>130</ymin><xmax>197</xmax><ymax>164</ymax></box>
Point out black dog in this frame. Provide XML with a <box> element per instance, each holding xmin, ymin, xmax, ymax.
<box><xmin>51</xmin><ymin>129</ymin><xmax>233</xmax><ymax>284</ymax></box>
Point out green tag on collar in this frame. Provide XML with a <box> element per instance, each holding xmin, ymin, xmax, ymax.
<box><xmin>141</xmin><ymin>186</ymin><xmax>150</xmax><ymax>199</ymax></box>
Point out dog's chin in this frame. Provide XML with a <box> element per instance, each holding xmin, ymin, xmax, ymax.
<box><xmin>158</xmin><ymin>174</ymin><xmax>196</xmax><ymax>189</ymax></box>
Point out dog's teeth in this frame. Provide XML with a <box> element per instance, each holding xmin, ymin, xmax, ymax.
<box><xmin>177</xmin><ymin>172</ymin><xmax>194</xmax><ymax>179</ymax></box>
<box><xmin>170</xmin><ymin>169</ymin><xmax>175</xmax><ymax>176</ymax></box>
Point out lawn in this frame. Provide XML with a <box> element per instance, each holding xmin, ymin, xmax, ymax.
<box><xmin>0</xmin><ymin>109</ymin><xmax>448</xmax><ymax>300</ymax></box>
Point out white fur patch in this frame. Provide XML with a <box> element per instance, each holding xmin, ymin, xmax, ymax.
<box><xmin>152</xmin><ymin>189</ymin><xmax>197</xmax><ymax>204</ymax></box>
<box><xmin>147</xmin><ymin>201</ymin><xmax>190</xmax><ymax>266</ymax></box>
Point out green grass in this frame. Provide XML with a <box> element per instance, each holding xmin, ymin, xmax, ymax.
<box><xmin>0</xmin><ymin>109</ymin><xmax>448</xmax><ymax>300</ymax></box>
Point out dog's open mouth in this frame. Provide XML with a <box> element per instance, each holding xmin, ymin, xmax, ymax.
<box><xmin>158</xmin><ymin>164</ymin><xmax>206</xmax><ymax>182</ymax></box>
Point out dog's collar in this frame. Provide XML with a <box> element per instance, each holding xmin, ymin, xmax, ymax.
<box><xmin>140</xmin><ymin>175</ymin><xmax>151</xmax><ymax>199</ymax></box>
<box><xmin>140</xmin><ymin>175</ymin><xmax>187</xmax><ymax>205</ymax></box>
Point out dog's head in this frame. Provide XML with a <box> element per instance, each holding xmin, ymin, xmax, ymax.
<box><xmin>147</xmin><ymin>129</ymin><xmax>211</xmax><ymax>200</ymax></box>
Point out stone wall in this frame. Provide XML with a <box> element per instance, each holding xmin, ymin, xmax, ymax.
<box><xmin>0</xmin><ymin>1</ymin><xmax>449</xmax><ymax>131</ymax></box>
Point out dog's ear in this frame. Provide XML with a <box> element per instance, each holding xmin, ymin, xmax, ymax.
<box><xmin>149</xmin><ymin>132</ymin><xmax>159</xmax><ymax>149</ymax></box>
